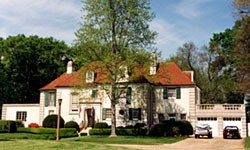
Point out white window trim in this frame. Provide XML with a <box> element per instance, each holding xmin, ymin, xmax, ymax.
<box><xmin>86</xmin><ymin>71</ymin><xmax>94</xmax><ymax>83</ymax></box>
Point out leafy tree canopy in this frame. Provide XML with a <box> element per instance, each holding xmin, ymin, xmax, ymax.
<box><xmin>0</xmin><ymin>34</ymin><xmax>73</xmax><ymax>103</ymax></box>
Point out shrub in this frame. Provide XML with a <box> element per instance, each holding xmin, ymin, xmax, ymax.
<box><xmin>93</xmin><ymin>122</ymin><xmax>108</xmax><ymax>128</ymax></box>
<box><xmin>60</xmin><ymin>128</ymin><xmax>78</xmax><ymax>138</ymax></box>
<box><xmin>175</xmin><ymin>120</ymin><xmax>193</xmax><ymax>136</ymax></box>
<box><xmin>42</xmin><ymin>114</ymin><xmax>65</xmax><ymax>128</ymax></box>
<box><xmin>17</xmin><ymin>127</ymin><xmax>78</xmax><ymax>139</ymax></box>
<box><xmin>116</xmin><ymin>128</ymin><xmax>134</xmax><ymax>136</ymax></box>
<box><xmin>125</xmin><ymin>125</ymin><xmax>134</xmax><ymax>129</ymax></box>
<box><xmin>134</xmin><ymin>123</ymin><xmax>147</xmax><ymax>136</ymax></box>
<box><xmin>65</xmin><ymin>121</ymin><xmax>80</xmax><ymax>132</ymax></box>
<box><xmin>15</xmin><ymin>120</ymin><xmax>24</xmax><ymax>128</ymax></box>
<box><xmin>147</xmin><ymin>124</ymin><xmax>163</xmax><ymax>136</ymax></box>
<box><xmin>89</xmin><ymin>128</ymin><xmax>111</xmax><ymax>135</ymax></box>
<box><xmin>28</xmin><ymin>123</ymin><xmax>40</xmax><ymax>128</ymax></box>
<box><xmin>0</xmin><ymin>120</ymin><xmax>16</xmax><ymax>133</ymax></box>
<box><xmin>150</xmin><ymin>120</ymin><xmax>193</xmax><ymax>137</ymax></box>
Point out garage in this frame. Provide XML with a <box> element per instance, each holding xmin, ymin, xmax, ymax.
<box><xmin>223</xmin><ymin>117</ymin><xmax>242</xmax><ymax>136</ymax></box>
<box><xmin>197</xmin><ymin>117</ymin><xmax>218</xmax><ymax>137</ymax></box>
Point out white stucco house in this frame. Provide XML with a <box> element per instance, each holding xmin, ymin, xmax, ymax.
<box><xmin>1</xmin><ymin>60</ymin><xmax>247</xmax><ymax>137</ymax></box>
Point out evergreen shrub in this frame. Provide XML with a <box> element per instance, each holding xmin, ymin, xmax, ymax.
<box><xmin>42</xmin><ymin>114</ymin><xmax>65</xmax><ymax>128</ymax></box>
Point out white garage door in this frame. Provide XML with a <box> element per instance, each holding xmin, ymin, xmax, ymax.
<box><xmin>197</xmin><ymin>117</ymin><xmax>218</xmax><ymax>137</ymax></box>
<box><xmin>223</xmin><ymin>117</ymin><xmax>242</xmax><ymax>136</ymax></box>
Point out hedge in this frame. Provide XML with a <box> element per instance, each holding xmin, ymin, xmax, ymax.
<box><xmin>89</xmin><ymin>128</ymin><xmax>135</xmax><ymax>136</ymax></box>
<box><xmin>0</xmin><ymin>120</ymin><xmax>17</xmax><ymax>133</ymax></box>
<box><xmin>17</xmin><ymin>127</ymin><xmax>78</xmax><ymax>139</ymax></box>
<box><xmin>148</xmin><ymin>120</ymin><xmax>193</xmax><ymax>137</ymax></box>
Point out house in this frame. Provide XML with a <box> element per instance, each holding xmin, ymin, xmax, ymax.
<box><xmin>1</xmin><ymin>60</ymin><xmax>247</xmax><ymax>137</ymax></box>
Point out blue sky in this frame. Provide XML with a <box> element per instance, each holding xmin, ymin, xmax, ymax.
<box><xmin>0</xmin><ymin>0</ymin><xmax>235</xmax><ymax>59</ymax></box>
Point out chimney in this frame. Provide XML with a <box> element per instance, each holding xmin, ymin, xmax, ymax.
<box><xmin>150</xmin><ymin>52</ymin><xmax>157</xmax><ymax>75</ymax></box>
<box><xmin>66</xmin><ymin>61</ymin><xmax>73</xmax><ymax>74</ymax></box>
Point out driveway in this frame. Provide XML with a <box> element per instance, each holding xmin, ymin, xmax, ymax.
<box><xmin>110</xmin><ymin>137</ymin><xmax>244</xmax><ymax>150</ymax></box>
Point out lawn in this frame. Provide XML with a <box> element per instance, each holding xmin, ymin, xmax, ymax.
<box><xmin>0</xmin><ymin>133</ymin><xmax>186</xmax><ymax>150</ymax></box>
<box><xmin>64</xmin><ymin>135</ymin><xmax>186</xmax><ymax>145</ymax></box>
<box><xmin>245</xmin><ymin>137</ymin><xmax>250</xmax><ymax>149</ymax></box>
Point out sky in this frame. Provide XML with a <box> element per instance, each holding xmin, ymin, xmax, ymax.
<box><xmin>0</xmin><ymin>0</ymin><xmax>236</xmax><ymax>59</ymax></box>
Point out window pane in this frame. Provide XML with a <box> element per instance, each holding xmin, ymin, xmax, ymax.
<box><xmin>71</xmin><ymin>94</ymin><xmax>79</xmax><ymax>112</ymax></box>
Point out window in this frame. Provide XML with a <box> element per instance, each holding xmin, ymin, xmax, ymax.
<box><xmin>16</xmin><ymin>111</ymin><xmax>27</xmax><ymax>121</ymax></box>
<box><xmin>71</xmin><ymin>94</ymin><xmax>79</xmax><ymax>112</ymax></box>
<box><xmin>86</xmin><ymin>71</ymin><xmax>94</xmax><ymax>83</ymax></box>
<box><xmin>102</xmin><ymin>108</ymin><xmax>112</xmax><ymax>120</ymax></box>
<box><xmin>181</xmin><ymin>114</ymin><xmax>186</xmax><ymax>120</ymax></box>
<box><xmin>168</xmin><ymin>114</ymin><xmax>176</xmax><ymax>121</ymax></box>
<box><xmin>91</xmin><ymin>89</ymin><xmax>97</xmax><ymax>98</ymax></box>
<box><xmin>129</xmin><ymin>108</ymin><xmax>141</xmax><ymax>120</ymax></box>
<box><xmin>126</xmin><ymin>87</ymin><xmax>132</xmax><ymax>104</ymax></box>
<box><xmin>115</xmin><ymin>87</ymin><xmax>126</xmax><ymax>98</ymax></box>
<box><xmin>45</xmin><ymin>92</ymin><xmax>56</xmax><ymax>107</ymax></box>
<box><xmin>163</xmin><ymin>87</ymin><xmax>181</xmax><ymax>99</ymax></box>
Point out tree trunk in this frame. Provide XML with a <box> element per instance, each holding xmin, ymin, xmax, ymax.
<box><xmin>110</xmin><ymin>94</ymin><xmax>117</xmax><ymax>137</ymax></box>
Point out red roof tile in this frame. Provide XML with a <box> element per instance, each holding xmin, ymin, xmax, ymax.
<box><xmin>40</xmin><ymin>72</ymin><xmax>78</xmax><ymax>90</ymax></box>
<box><xmin>40</xmin><ymin>62</ymin><xmax>195</xmax><ymax>90</ymax></box>
<box><xmin>149</xmin><ymin>62</ymin><xmax>195</xmax><ymax>85</ymax></box>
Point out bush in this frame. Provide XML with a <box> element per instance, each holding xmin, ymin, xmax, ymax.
<box><xmin>28</xmin><ymin>123</ymin><xmax>40</xmax><ymax>128</ymax></box>
<box><xmin>175</xmin><ymin>120</ymin><xmax>193</xmax><ymax>136</ymax></box>
<box><xmin>15</xmin><ymin>120</ymin><xmax>24</xmax><ymax>128</ymax></box>
<box><xmin>65</xmin><ymin>121</ymin><xmax>80</xmax><ymax>132</ymax></box>
<box><xmin>116</xmin><ymin>128</ymin><xmax>134</xmax><ymax>136</ymax></box>
<box><xmin>125</xmin><ymin>125</ymin><xmax>134</xmax><ymax>129</ymax></box>
<box><xmin>149</xmin><ymin>120</ymin><xmax>193</xmax><ymax>137</ymax></box>
<box><xmin>89</xmin><ymin>128</ymin><xmax>111</xmax><ymax>135</ymax></box>
<box><xmin>17</xmin><ymin>127</ymin><xmax>78</xmax><ymax>139</ymax></box>
<box><xmin>0</xmin><ymin>120</ymin><xmax>16</xmax><ymax>133</ymax></box>
<box><xmin>42</xmin><ymin>114</ymin><xmax>65</xmax><ymax>128</ymax></box>
<box><xmin>89</xmin><ymin>128</ymin><xmax>135</xmax><ymax>136</ymax></box>
<box><xmin>93</xmin><ymin>122</ymin><xmax>108</xmax><ymax>128</ymax></box>
<box><xmin>148</xmin><ymin>124</ymin><xmax>163</xmax><ymax>136</ymax></box>
<box><xmin>134</xmin><ymin>123</ymin><xmax>147</xmax><ymax>136</ymax></box>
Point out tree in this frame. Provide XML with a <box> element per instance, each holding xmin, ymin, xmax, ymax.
<box><xmin>233</xmin><ymin>0</ymin><xmax>250</xmax><ymax>16</ymax></box>
<box><xmin>0</xmin><ymin>34</ymin><xmax>72</xmax><ymax>103</ymax></box>
<box><xmin>74</xmin><ymin>0</ymin><xmax>157</xmax><ymax>136</ymax></box>
<box><xmin>233</xmin><ymin>17</ymin><xmax>250</xmax><ymax>94</ymax></box>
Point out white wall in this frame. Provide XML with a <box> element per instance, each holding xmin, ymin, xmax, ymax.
<box><xmin>155</xmin><ymin>86</ymin><xmax>195</xmax><ymax>120</ymax></box>
<box><xmin>4</xmin><ymin>104</ymin><xmax>40</xmax><ymax>127</ymax></box>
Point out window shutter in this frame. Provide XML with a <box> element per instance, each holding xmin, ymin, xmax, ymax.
<box><xmin>91</xmin><ymin>90</ymin><xmax>97</xmax><ymax>98</ymax></box>
<box><xmin>53</xmin><ymin>93</ymin><xmax>56</xmax><ymax>106</ymax></box>
<box><xmin>138</xmin><ymin>108</ymin><xmax>141</xmax><ymax>120</ymax></box>
<box><xmin>163</xmin><ymin>87</ymin><xmax>168</xmax><ymax>99</ymax></box>
<box><xmin>176</xmin><ymin>87</ymin><xmax>181</xmax><ymax>99</ymax></box>
<box><xmin>45</xmin><ymin>92</ymin><xmax>49</xmax><ymax>107</ymax></box>
<box><xmin>126</xmin><ymin>87</ymin><xmax>132</xmax><ymax>104</ymax></box>
<box><xmin>102</xmin><ymin>108</ymin><xmax>106</xmax><ymax>120</ymax></box>
<box><xmin>129</xmin><ymin>108</ymin><xmax>132</xmax><ymax>120</ymax></box>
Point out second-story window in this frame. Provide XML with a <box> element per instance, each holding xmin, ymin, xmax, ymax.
<box><xmin>163</xmin><ymin>87</ymin><xmax>181</xmax><ymax>99</ymax></box>
<box><xmin>71</xmin><ymin>94</ymin><xmax>79</xmax><ymax>112</ymax></box>
<box><xmin>86</xmin><ymin>71</ymin><xmax>94</xmax><ymax>83</ymax></box>
<box><xmin>45</xmin><ymin>91</ymin><xmax>56</xmax><ymax>107</ymax></box>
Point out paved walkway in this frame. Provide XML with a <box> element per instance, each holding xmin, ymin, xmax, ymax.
<box><xmin>109</xmin><ymin>137</ymin><xmax>244</xmax><ymax>150</ymax></box>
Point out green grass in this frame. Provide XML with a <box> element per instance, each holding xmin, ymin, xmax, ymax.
<box><xmin>0</xmin><ymin>139</ymin><xmax>129</xmax><ymax>150</ymax></box>
<box><xmin>63</xmin><ymin>135</ymin><xmax>186</xmax><ymax>145</ymax></box>
<box><xmin>0</xmin><ymin>133</ymin><xmax>186</xmax><ymax>150</ymax></box>
<box><xmin>245</xmin><ymin>137</ymin><xmax>250</xmax><ymax>149</ymax></box>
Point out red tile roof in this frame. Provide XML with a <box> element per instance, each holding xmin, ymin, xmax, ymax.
<box><xmin>40</xmin><ymin>72</ymin><xmax>78</xmax><ymax>90</ymax></box>
<box><xmin>40</xmin><ymin>62</ymin><xmax>195</xmax><ymax>90</ymax></box>
<box><xmin>150</xmin><ymin>62</ymin><xmax>195</xmax><ymax>85</ymax></box>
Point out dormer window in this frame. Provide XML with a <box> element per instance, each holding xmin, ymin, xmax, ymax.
<box><xmin>86</xmin><ymin>71</ymin><xmax>94</xmax><ymax>83</ymax></box>
<box><xmin>117</xmin><ymin>65</ymin><xmax>129</xmax><ymax>82</ymax></box>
